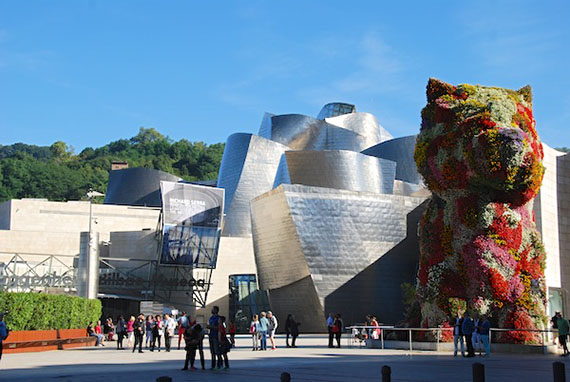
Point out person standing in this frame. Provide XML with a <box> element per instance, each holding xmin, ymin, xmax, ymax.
<box><xmin>151</xmin><ymin>314</ymin><xmax>163</xmax><ymax>352</ymax></box>
<box><xmin>370</xmin><ymin>315</ymin><xmax>381</xmax><ymax>340</ymax></box>
<box><xmin>132</xmin><ymin>314</ymin><xmax>144</xmax><ymax>353</ymax></box>
<box><xmin>259</xmin><ymin>312</ymin><xmax>269</xmax><ymax>351</ymax></box>
<box><xmin>182</xmin><ymin>324</ymin><xmax>206</xmax><ymax>371</ymax></box>
<box><xmin>145</xmin><ymin>315</ymin><xmax>154</xmax><ymax>349</ymax></box>
<box><xmin>116</xmin><ymin>315</ymin><xmax>126</xmax><ymax>350</ymax></box>
<box><xmin>267</xmin><ymin>311</ymin><xmax>278</xmax><ymax>350</ymax></box>
<box><xmin>472</xmin><ymin>316</ymin><xmax>481</xmax><ymax>356</ymax></box>
<box><xmin>164</xmin><ymin>314</ymin><xmax>176</xmax><ymax>352</ymax></box>
<box><xmin>0</xmin><ymin>312</ymin><xmax>9</xmax><ymax>362</ymax></box>
<box><xmin>177</xmin><ymin>311</ymin><xmax>189</xmax><ymax>350</ymax></box>
<box><xmin>127</xmin><ymin>316</ymin><xmax>135</xmax><ymax>349</ymax></box>
<box><xmin>207</xmin><ymin>306</ymin><xmax>221</xmax><ymax>368</ymax></box>
<box><xmin>334</xmin><ymin>314</ymin><xmax>343</xmax><ymax>348</ymax></box>
<box><xmin>462</xmin><ymin>312</ymin><xmax>475</xmax><ymax>357</ymax></box>
<box><xmin>229</xmin><ymin>320</ymin><xmax>236</xmax><ymax>348</ymax></box>
<box><xmin>217</xmin><ymin>316</ymin><xmax>230</xmax><ymax>369</ymax></box>
<box><xmin>326</xmin><ymin>313</ymin><xmax>335</xmax><ymax>348</ymax></box>
<box><xmin>250</xmin><ymin>315</ymin><xmax>260</xmax><ymax>351</ymax></box>
<box><xmin>552</xmin><ymin>312</ymin><xmax>561</xmax><ymax>346</ymax></box>
<box><xmin>453</xmin><ymin>312</ymin><xmax>465</xmax><ymax>357</ymax></box>
<box><xmin>557</xmin><ymin>314</ymin><xmax>570</xmax><ymax>356</ymax></box>
<box><xmin>479</xmin><ymin>315</ymin><xmax>491</xmax><ymax>357</ymax></box>
<box><xmin>285</xmin><ymin>314</ymin><xmax>300</xmax><ymax>348</ymax></box>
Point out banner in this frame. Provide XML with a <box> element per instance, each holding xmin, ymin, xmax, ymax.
<box><xmin>159</xmin><ymin>182</ymin><xmax>224</xmax><ymax>267</ymax></box>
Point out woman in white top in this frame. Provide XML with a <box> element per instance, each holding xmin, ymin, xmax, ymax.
<box><xmin>164</xmin><ymin>314</ymin><xmax>177</xmax><ymax>352</ymax></box>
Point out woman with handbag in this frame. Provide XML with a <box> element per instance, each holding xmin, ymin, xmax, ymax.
<box><xmin>334</xmin><ymin>314</ymin><xmax>343</xmax><ymax>348</ymax></box>
<box><xmin>217</xmin><ymin>316</ymin><xmax>230</xmax><ymax>369</ymax></box>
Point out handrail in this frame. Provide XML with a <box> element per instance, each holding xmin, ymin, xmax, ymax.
<box><xmin>345</xmin><ymin>325</ymin><xmax>558</xmax><ymax>351</ymax></box>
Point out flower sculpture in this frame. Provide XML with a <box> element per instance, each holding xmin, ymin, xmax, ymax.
<box><xmin>414</xmin><ymin>78</ymin><xmax>547</xmax><ymax>343</ymax></box>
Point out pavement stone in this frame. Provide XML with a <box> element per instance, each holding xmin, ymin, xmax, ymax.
<box><xmin>0</xmin><ymin>335</ymin><xmax>568</xmax><ymax>381</ymax></box>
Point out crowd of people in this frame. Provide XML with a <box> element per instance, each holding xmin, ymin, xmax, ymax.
<box><xmin>248</xmin><ymin>311</ymin><xmax>300</xmax><ymax>351</ymax></box>
<box><xmin>453</xmin><ymin>312</ymin><xmax>491</xmax><ymax>357</ymax></box>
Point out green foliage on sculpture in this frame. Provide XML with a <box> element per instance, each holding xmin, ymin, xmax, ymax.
<box><xmin>413</xmin><ymin>79</ymin><xmax>547</xmax><ymax>343</ymax></box>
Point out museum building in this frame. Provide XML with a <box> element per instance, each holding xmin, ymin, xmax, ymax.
<box><xmin>0</xmin><ymin>102</ymin><xmax>568</xmax><ymax>332</ymax></box>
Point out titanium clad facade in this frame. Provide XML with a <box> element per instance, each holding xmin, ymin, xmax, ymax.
<box><xmin>276</xmin><ymin>150</ymin><xmax>396</xmax><ymax>194</ymax></box>
<box><xmin>251</xmin><ymin>184</ymin><xmax>427</xmax><ymax>331</ymax></box>
<box><xmin>258</xmin><ymin>114</ymin><xmax>386</xmax><ymax>152</ymax></box>
<box><xmin>217</xmin><ymin>133</ymin><xmax>289</xmax><ymax>237</ymax></box>
<box><xmin>104</xmin><ymin>167</ymin><xmax>182</xmax><ymax>207</ymax></box>
<box><xmin>325</xmin><ymin>112</ymin><xmax>393</xmax><ymax>148</ymax></box>
<box><xmin>361</xmin><ymin>135</ymin><xmax>423</xmax><ymax>185</ymax></box>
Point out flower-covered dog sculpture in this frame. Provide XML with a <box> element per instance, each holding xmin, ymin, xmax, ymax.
<box><xmin>414</xmin><ymin>78</ymin><xmax>546</xmax><ymax>342</ymax></box>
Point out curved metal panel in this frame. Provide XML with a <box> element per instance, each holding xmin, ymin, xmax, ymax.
<box><xmin>262</xmin><ymin>114</ymin><xmax>325</xmax><ymax>150</ymax></box>
<box><xmin>362</xmin><ymin>135</ymin><xmax>423</xmax><ymax>185</ymax></box>
<box><xmin>280</xmin><ymin>150</ymin><xmax>396</xmax><ymax>194</ymax></box>
<box><xmin>251</xmin><ymin>184</ymin><xmax>427</xmax><ymax>328</ymax></box>
<box><xmin>273</xmin><ymin>153</ymin><xmax>291</xmax><ymax>189</ymax></box>
<box><xmin>104</xmin><ymin>167</ymin><xmax>181</xmax><ymax>207</ymax></box>
<box><xmin>217</xmin><ymin>133</ymin><xmax>253</xmax><ymax>215</ymax></box>
<box><xmin>325</xmin><ymin>112</ymin><xmax>393</xmax><ymax>147</ymax></box>
<box><xmin>316</xmin><ymin>102</ymin><xmax>356</xmax><ymax>119</ymax></box>
<box><xmin>217</xmin><ymin>133</ymin><xmax>289</xmax><ymax>237</ymax></box>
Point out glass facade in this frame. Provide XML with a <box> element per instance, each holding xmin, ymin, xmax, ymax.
<box><xmin>160</xmin><ymin>225</ymin><xmax>220</xmax><ymax>267</ymax></box>
<box><xmin>317</xmin><ymin>102</ymin><xmax>356</xmax><ymax>120</ymax></box>
<box><xmin>549</xmin><ymin>287</ymin><xmax>565</xmax><ymax>317</ymax></box>
<box><xmin>228</xmin><ymin>274</ymin><xmax>270</xmax><ymax>333</ymax></box>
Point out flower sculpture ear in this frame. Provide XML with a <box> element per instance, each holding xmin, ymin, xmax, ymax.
<box><xmin>518</xmin><ymin>85</ymin><xmax>532</xmax><ymax>103</ymax></box>
<box><xmin>426</xmin><ymin>78</ymin><xmax>456</xmax><ymax>103</ymax></box>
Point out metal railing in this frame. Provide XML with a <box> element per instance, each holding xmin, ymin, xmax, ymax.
<box><xmin>346</xmin><ymin>325</ymin><xmax>558</xmax><ymax>351</ymax></box>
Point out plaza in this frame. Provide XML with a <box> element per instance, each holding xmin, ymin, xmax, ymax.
<box><xmin>0</xmin><ymin>335</ymin><xmax>567</xmax><ymax>382</ymax></box>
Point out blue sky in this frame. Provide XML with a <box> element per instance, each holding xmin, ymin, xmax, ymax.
<box><xmin>1</xmin><ymin>1</ymin><xmax>569</xmax><ymax>151</ymax></box>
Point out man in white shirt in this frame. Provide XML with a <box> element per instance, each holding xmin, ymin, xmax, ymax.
<box><xmin>267</xmin><ymin>311</ymin><xmax>278</xmax><ymax>350</ymax></box>
<box><xmin>164</xmin><ymin>314</ymin><xmax>177</xmax><ymax>352</ymax></box>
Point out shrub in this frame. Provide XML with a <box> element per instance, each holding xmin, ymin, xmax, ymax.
<box><xmin>0</xmin><ymin>292</ymin><xmax>102</xmax><ymax>331</ymax></box>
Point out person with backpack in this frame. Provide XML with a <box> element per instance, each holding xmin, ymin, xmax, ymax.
<box><xmin>250</xmin><ymin>314</ymin><xmax>260</xmax><ymax>351</ymax></box>
<box><xmin>285</xmin><ymin>314</ymin><xmax>300</xmax><ymax>348</ymax></box>
<box><xmin>0</xmin><ymin>312</ymin><xmax>9</xmax><ymax>362</ymax></box>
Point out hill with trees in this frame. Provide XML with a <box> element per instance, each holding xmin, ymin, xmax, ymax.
<box><xmin>0</xmin><ymin>128</ymin><xmax>224</xmax><ymax>203</ymax></box>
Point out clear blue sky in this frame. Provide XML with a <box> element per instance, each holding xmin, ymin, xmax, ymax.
<box><xmin>1</xmin><ymin>1</ymin><xmax>569</xmax><ymax>151</ymax></box>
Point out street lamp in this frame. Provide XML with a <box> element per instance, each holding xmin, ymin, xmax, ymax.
<box><xmin>81</xmin><ymin>189</ymin><xmax>104</xmax><ymax>299</ymax></box>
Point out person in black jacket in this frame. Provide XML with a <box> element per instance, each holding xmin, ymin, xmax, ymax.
<box><xmin>132</xmin><ymin>314</ymin><xmax>144</xmax><ymax>353</ymax></box>
<box><xmin>285</xmin><ymin>314</ymin><xmax>301</xmax><ymax>348</ymax></box>
<box><xmin>461</xmin><ymin>312</ymin><xmax>475</xmax><ymax>357</ymax></box>
<box><xmin>182</xmin><ymin>324</ymin><xmax>205</xmax><ymax>371</ymax></box>
<box><xmin>116</xmin><ymin>315</ymin><xmax>126</xmax><ymax>350</ymax></box>
<box><xmin>453</xmin><ymin>312</ymin><xmax>465</xmax><ymax>357</ymax></box>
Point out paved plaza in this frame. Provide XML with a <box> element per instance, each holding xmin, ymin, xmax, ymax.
<box><xmin>0</xmin><ymin>335</ymin><xmax>567</xmax><ymax>381</ymax></box>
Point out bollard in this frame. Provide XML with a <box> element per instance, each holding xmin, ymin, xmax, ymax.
<box><xmin>472</xmin><ymin>363</ymin><xmax>485</xmax><ymax>382</ymax></box>
<box><xmin>381</xmin><ymin>365</ymin><xmax>391</xmax><ymax>382</ymax></box>
<box><xmin>553</xmin><ymin>362</ymin><xmax>566</xmax><ymax>382</ymax></box>
<box><xmin>156</xmin><ymin>377</ymin><xmax>172</xmax><ymax>382</ymax></box>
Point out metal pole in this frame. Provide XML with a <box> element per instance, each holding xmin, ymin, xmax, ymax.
<box><xmin>381</xmin><ymin>365</ymin><xmax>391</xmax><ymax>382</ymax></box>
<box><xmin>381</xmin><ymin>328</ymin><xmax>384</xmax><ymax>350</ymax></box>
<box><xmin>553</xmin><ymin>361</ymin><xmax>566</xmax><ymax>382</ymax></box>
<box><xmin>409</xmin><ymin>329</ymin><xmax>412</xmax><ymax>352</ymax></box>
<box><xmin>472</xmin><ymin>363</ymin><xmax>485</xmax><ymax>382</ymax></box>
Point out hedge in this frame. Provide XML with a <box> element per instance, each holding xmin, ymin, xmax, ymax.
<box><xmin>0</xmin><ymin>292</ymin><xmax>101</xmax><ymax>331</ymax></box>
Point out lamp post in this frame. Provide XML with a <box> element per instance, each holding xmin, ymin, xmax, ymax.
<box><xmin>82</xmin><ymin>189</ymin><xmax>104</xmax><ymax>299</ymax></box>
